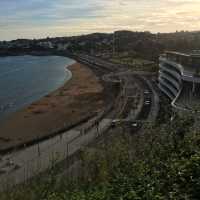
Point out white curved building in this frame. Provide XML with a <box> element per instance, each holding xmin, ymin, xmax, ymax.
<box><xmin>159</xmin><ymin>51</ymin><xmax>200</xmax><ymax>111</ymax></box>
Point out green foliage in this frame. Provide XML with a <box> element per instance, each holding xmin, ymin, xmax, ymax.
<box><xmin>1</xmin><ymin>113</ymin><xmax>200</xmax><ymax>200</ymax></box>
<box><xmin>109</xmin><ymin>52</ymin><xmax>158</xmax><ymax>72</ymax></box>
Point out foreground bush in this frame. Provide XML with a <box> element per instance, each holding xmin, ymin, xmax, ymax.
<box><xmin>1</xmin><ymin>114</ymin><xmax>200</xmax><ymax>200</ymax></box>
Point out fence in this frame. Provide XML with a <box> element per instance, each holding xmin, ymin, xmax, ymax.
<box><xmin>0</xmin><ymin>102</ymin><xmax>115</xmax><ymax>192</ymax></box>
<box><xmin>0</xmin><ymin>68</ymin><xmax>126</xmax><ymax>192</ymax></box>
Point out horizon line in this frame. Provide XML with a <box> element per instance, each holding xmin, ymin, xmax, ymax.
<box><xmin>1</xmin><ymin>29</ymin><xmax>200</xmax><ymax>42</ymax></box>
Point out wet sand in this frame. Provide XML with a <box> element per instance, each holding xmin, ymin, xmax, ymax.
<box><xmin>0</xmin><ymin>62</ymin><xmax>105</xmax><ymax>151</ymax></box>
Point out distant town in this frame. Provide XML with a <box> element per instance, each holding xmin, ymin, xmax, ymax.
<box><xmin>1</xmin><ymin>30</ymin><xmax>200</xmax><ymax>61</ymax></box>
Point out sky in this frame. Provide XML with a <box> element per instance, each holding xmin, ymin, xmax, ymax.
<box><xmin>0</xmin><ymin>0</ymin><xmax>200</xmax><ymax>40</ymax></box>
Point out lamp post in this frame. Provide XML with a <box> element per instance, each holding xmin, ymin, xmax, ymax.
<box><xmin>113</xmin><ymin>32</ymin><xmax>115</xmax><ymax>56</ymax></box>
<box><xmin>37</xmin><ymin>136</ymin><xmax>40</xmax><ymax>156</ymax></box>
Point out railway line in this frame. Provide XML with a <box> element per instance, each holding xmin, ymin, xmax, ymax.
<box><xmin>76</xmin><ymin>54</ymin><xmax>159</xmax><ymax>120</ymax></box>
<box><xmin>0</xmin><ymin>53</ymin><xmax>159</xmax><ymax>191</ymax></box>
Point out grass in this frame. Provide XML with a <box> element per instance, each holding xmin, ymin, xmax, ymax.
<box><xmin>109</xmin><ymin>52</ymin><xmax>158</xmax><ymax>72</ymax></box>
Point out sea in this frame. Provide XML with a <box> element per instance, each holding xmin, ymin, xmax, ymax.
<box><xmin>0</xmin><ymin>55</ymin><xmax>74</xmax><ymax>121</ymax></box>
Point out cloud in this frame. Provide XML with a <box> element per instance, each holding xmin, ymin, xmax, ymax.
<box><xmin>0</xmin><ymin>0</ymin><xmax>200</xmax><ymax>40</ymax></box>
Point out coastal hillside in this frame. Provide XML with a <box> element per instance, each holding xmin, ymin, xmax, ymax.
<box><xmin>1</xmin><ymin>30</ymin><xmax>200</xmax><ymax>61</ymax></box>
<box><xmin>1</xmin><ymin>106</ymin><xmax>200</xmax><ymax>200</ymax></box>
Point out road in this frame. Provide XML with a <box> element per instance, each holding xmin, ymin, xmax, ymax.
<box><xmin>0</xmin><ymin>116</ymin><xmax>113</xmax><ymax>190</ymax></box>
<box><xmin>0</xmin><ymin>53</ymin><xmax>159</xmax><ymax>191</ymax></box>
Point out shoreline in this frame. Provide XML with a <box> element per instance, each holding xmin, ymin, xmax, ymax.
<box><xmin>0</xmin><ymin>55</ymin><xmax>74</xmax><ymax>123</ymax></box>
<box><xmin>0</xmin><ymin>61</ymin><xmax>105</xmax><ymax>153</ymax></box>
<box><xmin>0</xmin><ymin>49</ymin><xmax>73</xmax><ymax>58</ymax></box>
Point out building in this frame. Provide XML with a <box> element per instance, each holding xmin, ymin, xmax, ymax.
<box><xmin>57</xmin><ymin>43</ymin><xmax>71</xmax><ymax>51</ymax></box>
<box><xmin>38</xmin><ymin>41</ymin><xmax>54</xmax><ymax>49</ymax></box>
<box><xmin>158</xmin><ymin>51</ymin><xmax>200</xmax><ymax>111</ymax></box>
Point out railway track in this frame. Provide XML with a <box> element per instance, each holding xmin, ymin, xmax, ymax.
<box><xmin>0</xmin><ymin>53</ymin><xmax>159</xmax><ymax>191</ymax></box>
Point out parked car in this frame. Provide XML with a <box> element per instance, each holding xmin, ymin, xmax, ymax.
<box><xmin>144</xmin><ymin>90</ymin><xmax>150</xmax><ymax>94</ymax></box>
<box><xmin>145</xmin><ymin>100</ymin><xmax>151</xmax><ymax>105</ymax></box>
<box><xmin>111</xmin><ymin>119</ymin><xmax>121</xmax><ymax>128</ymax></box>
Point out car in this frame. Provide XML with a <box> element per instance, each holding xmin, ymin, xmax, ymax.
<box><xmin>130</xmin><ymin>122</ymin><xmax>142</xmax><ymax>132</ymax></box>
<box><xmin>5</xmin><ymin>158</ymin><xmax>14</xmax><ymax>166</ymax></box>
<box><xmin>0</xmin><ymin>164</ymin><xmax>21</xmax><ymax>174</ymax></box>
<box><xmin>131</xmin><ymin>123</ymin><xmax>138</xmax><ymax>128</ymax></box>
<box><xmin>144</xmin><ymin>90</ymin><xmax>150</xmax><ymax>94</ymax></box>
<box><xmin>111</xmin><ymin>119</ymin><xmax>121</xmax><ymax>128</ymax></box>
<box><xmin>145</xmin><ymin>100</ymin><xmax>151</xmax><ymax>105</ymax></box>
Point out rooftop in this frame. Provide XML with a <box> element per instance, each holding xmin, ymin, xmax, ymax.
<box><xmin>160</xmin><ymin>50</ymin><xmax>200</xmax><ymax>82</ymax></box>
<box><xmin>165</xmin><ymin>50</ymin><xmax>200</xmax><ymax>58</ymax></box>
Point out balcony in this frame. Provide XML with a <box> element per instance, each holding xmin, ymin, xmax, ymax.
<box><xmin>159</xmin><ymin>70</ymin><xmax>181</xmax><ymax>90</ymax></box>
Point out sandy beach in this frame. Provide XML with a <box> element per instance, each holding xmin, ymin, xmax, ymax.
<box><xmin>0</xmin><ymin>62</ymin><xmax>105</xmax><ymax>152</ymax></box>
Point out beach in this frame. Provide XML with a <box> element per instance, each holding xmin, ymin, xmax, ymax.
<box><xmin>0</xmin><ymin>62</ymin><xmax>105</xmax><ymax>152</ymax></box>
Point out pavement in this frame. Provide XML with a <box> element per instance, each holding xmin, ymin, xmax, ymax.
<box><xmin>0</xmin><ymin>117</ymin><xmax>112</xmax><ymax>190</ymax></box>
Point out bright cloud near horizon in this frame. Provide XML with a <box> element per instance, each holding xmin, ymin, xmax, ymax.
<box><xmin>0</xmin><ymin>0</ymin><xmax>200</xmax><ymax>40</ymax></box>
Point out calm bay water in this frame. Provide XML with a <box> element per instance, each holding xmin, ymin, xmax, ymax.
<box><xmin>0</xmin><ymin>55</ymin><xmax>74</xmax><ymax>121</ymax></box>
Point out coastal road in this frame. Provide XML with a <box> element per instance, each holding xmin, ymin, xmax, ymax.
<box><xmin>0</xmin><ymin>54</ymin><xmax>159</xmax><ymax>191</ymax></box>
<box><xmin>0</xmin><ymin>63</ymin><xmax>125</xmax><ymax>191</ymax></box>
<box><xmin>71</xmin><ymin>54</ymin><xmax>159</xmax><ymax>128</ymax></box>
<box><xmin>0</xmin><ymin>116</ymin><xmax>112</xmax><ymax>191</ymax></box>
